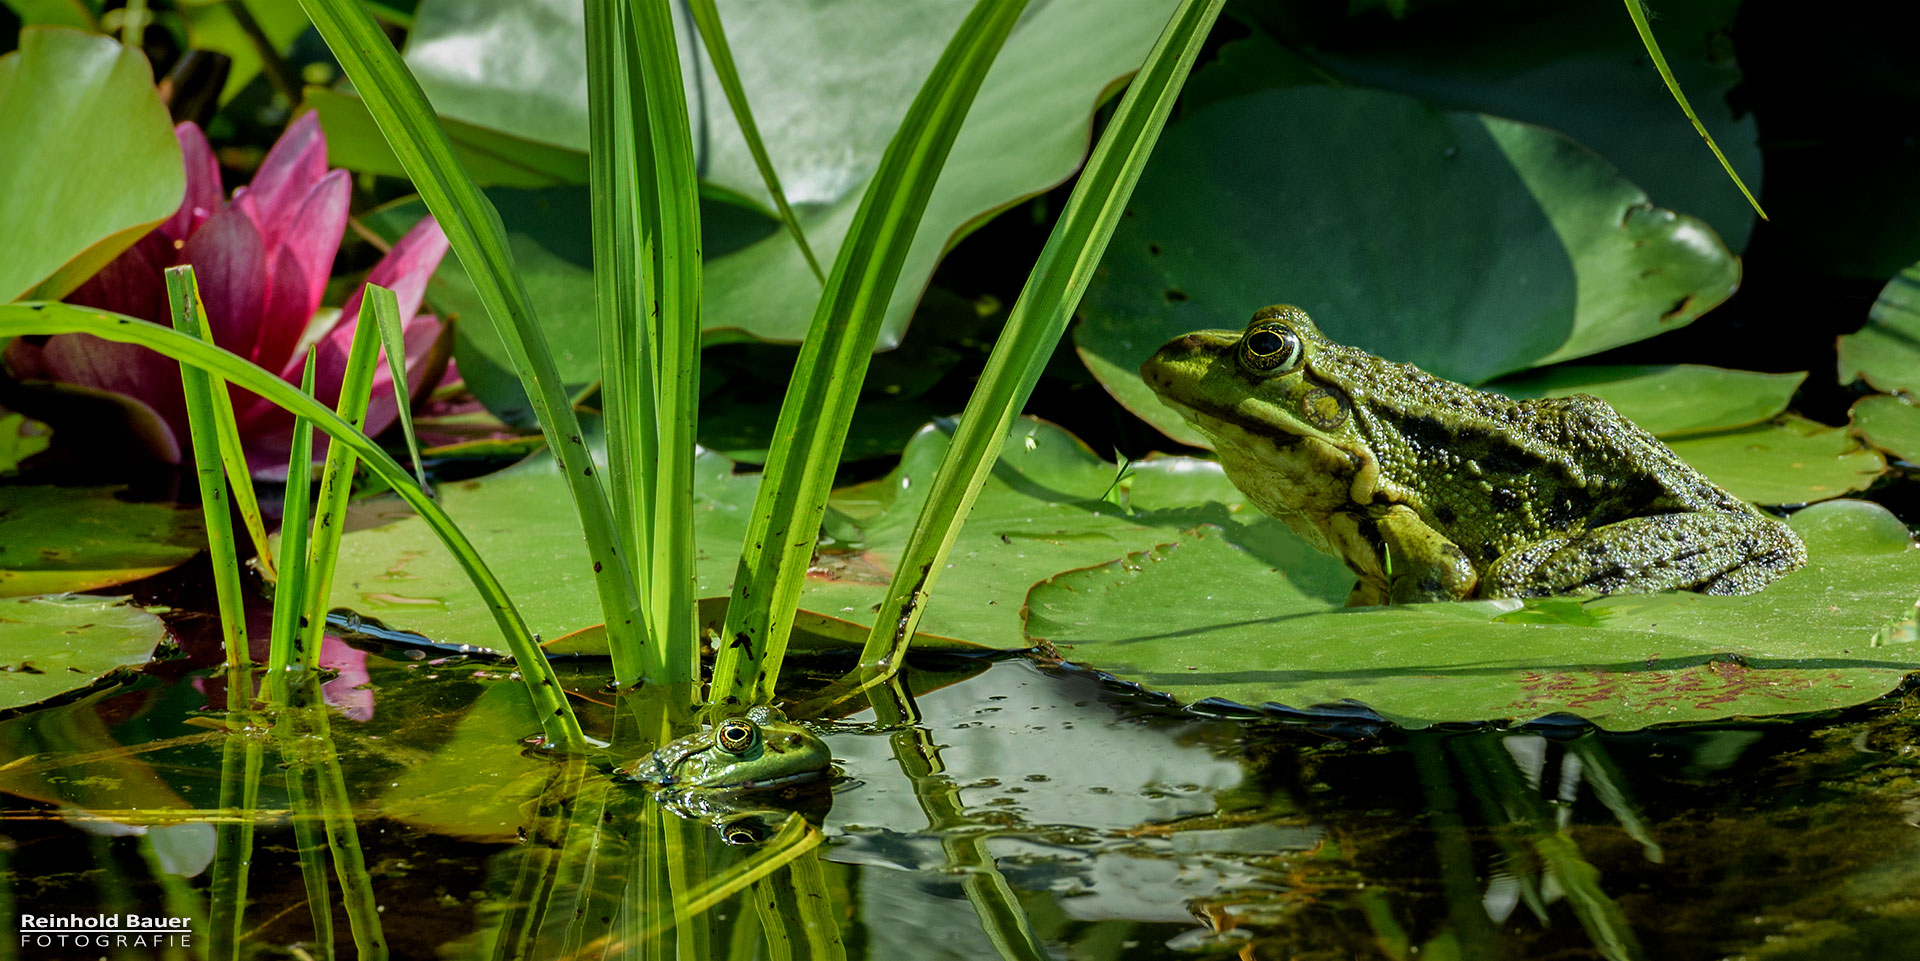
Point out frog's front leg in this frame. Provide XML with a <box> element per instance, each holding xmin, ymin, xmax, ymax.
<box><xmin>1343</xmin><ymin>504</ymin><xmax>1478</xmax><ymax>606</ymax></box>
<box><xmin>1483</xmin><ymin>510</ymin><xmax>1806</xmax><ymax>598</ymax></box>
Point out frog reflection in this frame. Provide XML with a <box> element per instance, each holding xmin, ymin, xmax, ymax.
<box><xmin>615</xmin><ymin>705</ymin><xmax>835</xmax><ymax>841</ymax></box>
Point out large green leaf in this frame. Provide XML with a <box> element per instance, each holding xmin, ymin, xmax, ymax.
<box><xmin>1851</xmin><ymin>394</ymin><xmax>1920</xmax><ymax>465</ymax></box>
<box><xmin>1664</xmin><ymin>416</ymin><xmax>1885</xmax><ymax>506</ymax></box>
<box><xmin>1838</xmin><ymin>262</ymin><xmax>1920</xmax><ymax>397</ymax></box>
<box><xmin>1260</xmin><ymin>0</ymin><xmax>1761</xmax><ymax>251</ymax></box>
<box><xmin>332</xmin><ymin>0</ymin><xmax>1174</xmax><ymax>386</ymax></box>
<box><xmin>1490</xmin><ymin>365</ymin><xmax>1804</xmax><ymax>439</ymax></box>
<box><xmin>321</xmin><ymin>418</ymin><xmax>1348</xmax><ymax>652</ymax></box>
<box><xmin>1025</xmin><ymin>500</ymin><xmax>1920</xmax><ymax>731</ymax></box>
<box><xmin>0</xmin><ymin>595</ymin><xmax>165</xmax><ymax>711</ymax></box>
<box><xmin>0</xmin><ymin>486</ymin><xmax>205</xmax><ymax>597</ymax></box>
<box><xmin>0</xmin><ymin>27</ymin><xmax>183</xmax><ymax>301</ymax></box>
<box><xmin>1076</xmin><ymin>84</ymin><xmax>1739</xmax><ymax>446</ymax></box>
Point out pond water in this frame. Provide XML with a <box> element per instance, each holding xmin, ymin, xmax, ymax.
<box><xmin>5</xmin><ymin>639</ymin><xmax>1919</xmax><ymax>960</ymax></box>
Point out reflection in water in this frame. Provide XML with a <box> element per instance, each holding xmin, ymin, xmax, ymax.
<box><xmin>4</xmin><ymin>651</ymin><xmax>1920</xmax><ymax>957</ymax></box>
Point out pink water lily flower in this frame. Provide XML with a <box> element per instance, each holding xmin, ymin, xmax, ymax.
<box><xmin>4</xmin><ymin>112</ymin><xmax>449</xmax><ymax>477</ymax></box>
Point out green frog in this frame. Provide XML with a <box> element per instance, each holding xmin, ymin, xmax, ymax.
<box><xmin>1140</xmin><ymin>305</ymin><xmax>1806</xmax><ymax>606</ymax></box>
<box><xmin>616</xmin><ymin>706</ymin><xmax>833</xmax><ymax>794</ymax></box>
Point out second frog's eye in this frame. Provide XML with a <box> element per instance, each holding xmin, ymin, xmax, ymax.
<box><xmin>716</xmin><ymin>718</ymin><xmax>759</xmax><ymax>754</ymax></box>
<box><xmin>1240</xmin><ymin>323</ymin><xmax>1303</xmax><ymax>374</ymax></box>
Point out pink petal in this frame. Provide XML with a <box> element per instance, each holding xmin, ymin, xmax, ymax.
<box><xmin>161</xmin><ymin>123</ymin><xmax>223</xmax><ymax>242</ymax></box>
<box><xmin>63</xmin><ymin>233</ymin><xmax>173</xmax><ymax>323</ymax></box>
<box><xmin>320</xmin><ymin>636</ymin><xmax>375</xmax><ymax>722</ymax></box>
<box><xmin>337</xmin><ymin>216</ymin><xmax>450</xmax><ymax>332</ymax></box>
<box><xmin>247</xmin><ymin>112</ymin><xmax>329</xmax><ymax>250</ymax></box>
<box><xmin>360</xmin><ymin>313</ymin><xmax>446</xmax><ymax>439</ymax></box>
<box><xmin>178</xmin><ymin>204</ymin><xmax>267</xmax><ymax>358</ymax></box>
<box><xmin>251</xmin><ymin>169</ymin><xmax>349</xmax><ymax>372</ymax></box>
<box><xmin>37</xmin><ymin>330</ymin><xmax>189</xmax><ymax>452</ymax></box>
<box><xmin>2</xmin><ymin>338</ymin><xmax>49</xmax><ymax>379</ymax></box>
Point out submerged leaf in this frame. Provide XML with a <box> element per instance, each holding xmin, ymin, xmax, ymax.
<box><xmin>1026</xmin><ymin>501</ymin><xmax>1920</xmax><ymax>730</ymax></box>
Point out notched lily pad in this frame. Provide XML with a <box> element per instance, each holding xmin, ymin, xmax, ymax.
<box><xmin>1838</xmin><ymin>262</ymin><xmax>1920</xmax><ymax>397</ymax></box>
<box><xmin>1850</xmin><ymin>394</ymin><xmax>1920</xmax><ymax>464</ymax></box>
<box><xmin>1025</xmin><ymin>500</ymin><xmax>1920</xmax><ymax>731</ymax></box>
<box><xmin>1665</xmin><ymin>416</ymin><xmax>1886</xmax><ymax>505</ymax></box>
<box><xmin>322</xmin><ymin>418</ymin><xmax>1344</xmax><ymax>653</ymax></box>
<box><xmin>1077</xmin><ymin>84</ymin><xmax>1739</xmax><ymax>447</ymax></box>
<box><xmin>0</xmin><ymin>486</ymin><xmax>206</xmax><ymax>596</ymax></box>
<box><xmin>0</xmin><ymin>594</ymin><xmax>166</xmax><ymax>711</ymax></box>
<box><xmin>1491</xmin><ymin>365</ymin><xmax>1804</xmax><ymax>438</ymax></box>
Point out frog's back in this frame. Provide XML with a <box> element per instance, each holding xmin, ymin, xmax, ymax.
<box><xmin>1317</xmin><ymin>346</ymin><xmax>1751</xmax><ymax>568</ymax></box>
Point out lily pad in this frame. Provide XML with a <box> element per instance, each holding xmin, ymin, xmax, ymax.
<box><xmin>1076</xmin><ymin>84</ymin><xmax>1739</xmax><ymax>447</ymax></box>
<box><xmin>1272</xmin><ymin>0</ymin><xmax>1761</xmax><ymax>251</ymax></box>
<box><xmin>0</xmin><ymin>27</ymin><xmax>184</xmax><ymax>301</ymax></box>
<box><xmin>1850</xmin><ymin>394</ymin><xmax>1920</xmax><ymax>464</ymax></box>
<box><xmin>0</xmin><ymin>405</ymin><xmax>51</xmax><ymax>474</ymax></box>
<box><xmin>322</xmin><ymin>418</ymin><xmax>1347</xmax><ymax>652</ymax></box>
<box><xmin>1664</xmin><ymin>416</ymin><xmax>1886</xmax><ymax>506</ymax></box>
<box><xmin>1025</xmin><ymin>500</ymin><xmax>1920</xmax><ymax>731</ymax></box>
<box><xmin>1837</xmin><ymin>262</ymin><xmax>1920</xmax><ymax>397</ymax></box>
<box><xmin>0</xmin><ymin>486</ymin><xmax>206</xmax><ymax>597</ymax></box>
<box><xmin>0</xmin><ymin>594</ymin><xmax>165</xmax><ymax>711</ymax></box>
<box><xmin>1490</xmin><ymin>365</ymin><xmax>1805</xmax><ymax>439</ymax></box>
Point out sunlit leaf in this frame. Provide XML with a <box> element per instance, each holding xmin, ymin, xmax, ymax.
<box><xmin>1665</xmin><ymin>416</ymin><xmax>1885</xmax><ymax>505</ymax></box>
<box><xmin>1850</xmin><ymin>394</ymin><xmax>1920</xmax><ymax>464</ymax></box>
<box><xmin>1838</xmin><ymin>262</ymin><xmax>1920</xmax><ymax>397</ymax></box>
<box><xmin>0</xmin><ymin>27</ymin><xmax>183</xmax><ymax>301</ymax></box>
<box><xmin>1025</xmin><ymin>500</ymin><xmax>1920</xmax><ymax>731</ymax></box>
<box><xmin>0</xmin><ymin>486</ymin><xmax>204</xmax><ymax>597</ymax></box>
<box><xmin>1491</xmin><ymin>365</ymin><xmax>1805</xmax><ymax>438</ymax></box>
<box><xmin>0</xmin><ymin>595</ymin><xmax>165</xmax><ymax>711</ymax></box>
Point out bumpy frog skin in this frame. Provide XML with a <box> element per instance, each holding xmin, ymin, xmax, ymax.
<box><xmin>617</xmin><ymin>706</ymin><xmax>832</xmax><ymax>793</ymax></box>
<box><xmin>1140</xmin><ymin>305</ymin><xmax>1807</xmax><ymax>606</ymax></box>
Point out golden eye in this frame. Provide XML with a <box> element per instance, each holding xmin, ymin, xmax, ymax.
<box><xmin>1240</xmin><ymin>323</ymin><xmax>1302</xmax><ymax>373</ymax></box>
<box><xmin>716</xmin><ymin>719</ymin><xmax>758</xmax><ymax>754</ymax></box>
<box><xmin>723</xmin><ymin>819</ymin><xmax>770</xmax><ymax>845</ymax></box>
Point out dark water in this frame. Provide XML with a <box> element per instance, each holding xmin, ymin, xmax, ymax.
<box><xmin>5</xmin><ymin>644</ymin><xmax>1919</xmax><ymax>960</ymax></box>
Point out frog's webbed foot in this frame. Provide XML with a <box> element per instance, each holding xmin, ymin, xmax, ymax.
<box><xmin>1482</xmin><ymin>510</ymin><xmax>1806</xmax><ymax>599</ymax></box>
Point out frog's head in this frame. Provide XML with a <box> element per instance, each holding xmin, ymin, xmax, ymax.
<box><xmin>617</xmin><ymin>706</ymin><xmax>833</xmax><ymax>794</ymax></box>
<box><xmin>1140</xmin><ymin>305</ymin><xmax>1353</xmax><ymax>445</ymax></box>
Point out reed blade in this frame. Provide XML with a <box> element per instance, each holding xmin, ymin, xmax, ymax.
<box><xmin>849</xmin><ymin>0</ymin><xmax>1228</xmax><ymax>686</ymax></box>
<box><xmin>163</xmin><ymin>265</ymin><xmax>250</xmax><ymax>674</ymax></box>
<box><xmin>0</xmin><ymin>302</ymin><xmax>587</xmax><ymax>750</ymax></box>
<box><xmin>709</xmin><ymin>0</ymin><xmax>1032</xmax><ymax>709</ymax></box>
<box><xmin>295</xmin><ymin>0</ymin><xmax>649</xmax><ymax>669</ymax></box>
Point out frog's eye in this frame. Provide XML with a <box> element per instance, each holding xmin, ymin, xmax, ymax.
<box><xmin>716</xmin><ymin>718</ymin><xmax>759</xmax><ymax>754</ymax></box>
<box><xmin>1240</xmin><ymin>324</ymin><xmax>1302</xmax><ymax>374</ymax></box>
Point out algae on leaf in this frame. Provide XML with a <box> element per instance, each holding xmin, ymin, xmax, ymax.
<box><xmin>1026</xmin><ymin>500</ymin><xmax>1920</xmax><ymax>731</ymax></box>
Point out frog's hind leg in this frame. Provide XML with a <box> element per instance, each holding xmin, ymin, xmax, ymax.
<box><xmin>1482</xmin><ymin>511</ymin><xmax>1807</xmax><ymax>599</ymax></box>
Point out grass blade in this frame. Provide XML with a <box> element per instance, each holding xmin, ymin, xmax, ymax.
<box><xmin>584</xmin><ymin>0</ymin><xmax>658</xmax><ymax>682</ymax></box>
<box><xmin>295</xmin><ymin>0</ymin><xmax>649</xmax><ymax>671</ymax></box>
<box><xmin>299</xmin><ymin>286</ymin><xmax>388</xmax><ymax>671</ymax></box>
<box><xmin>684</xmin><ymin>0</ymin><xmax>823</xmax><ymax>282</ymax></box>
<box><xmin>367</xmin><ymin>280</ymin><xmax>430</xmax><ymax>494</ymax></box>
<box><xmin>709</xmin><ymin>0</ymin><xmax>1032</xmax><ymax>710</ymax></box>
<box><xmin>267</xmin><ymin>353</ymin><xmax>319</xmax><ymax>704</ymax></box>
<box><xmin>163</xmin><ymin>265</ymin><xmax>250</xmax><ymax>673</ymax></box>
<box><xmin>0</xmin><ymin>302</ymin><xmax>586</xmax><ymax>750</ymax></box>
<box><xmin>1622</xmin><ymin>0</ymin><xmax>1765</xmax><ymax>219</ymax></box>
<box><xmin>207</xmin><ymin>379</ymin><xmax>278</xmax><ymax>584</ymax></box>
<box><xmin>835</xmin><ymin>0</ymin><xmax>1229</xmax><ymax>697</ymax></box>
<box><xmin>629</xmin><ymin>0</ymin><xmax>706</xmax><ymax>686</ymax></box>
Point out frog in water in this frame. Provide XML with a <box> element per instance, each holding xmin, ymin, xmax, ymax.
<box><xmin>1139</xmin><ymin>305</ymin><xmax>1806</xmax><ymax>606</ymax></box>
<box><xmin>616</xmin><ymin>705</ymin><xmax>832</xmax><ymax>795</ymax></box>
